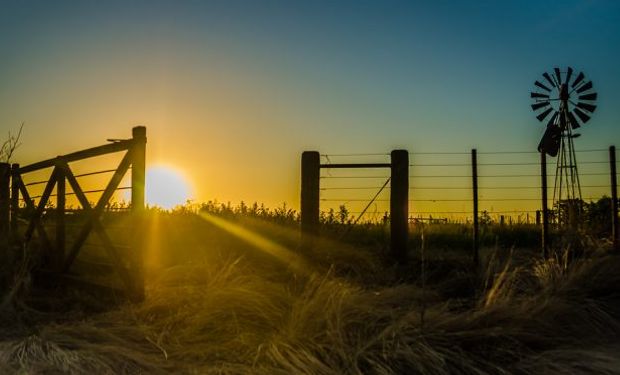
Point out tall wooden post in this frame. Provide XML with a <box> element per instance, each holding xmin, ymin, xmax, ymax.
<box><xmin>390</xmin><ymin>150</ymin><xmax>409</xmax><ymax>263</ymax></box>
<box><xmin>0</xmin><ymin>163</ymin><xmax>10</xmax><ymax>241</ymax></box>
<box><xmin>10</xmin><ymin>164</ymin><xmax>19</xmax><ymax>242</ymax></box>
<box><xmin>301</xmin><ymin>151</ymin><xmax>320</xmax><ymax>249</ymax></box>
<box><xmin>610</xmin><ymin>146</ymin><xmax>618</xmax><ymax>252</ymax></box>
<box><xmin>541</xmin><ymin>152</ymin><xmax>549</xmax><ymax>258</ymax></box>
<box><xmin>55</xmin><ymin>164</ymin><xmax>65</xmax><ymax>270</ymax></box>
<box><xmin>131</xmin><ymin>126</ymin><xmax>146</xmax><ymax>301</ymax></box>
<box><xmin>471</xmin><ymin>149</ymin><xmax>479</xmax><ymax>267</ymax></box>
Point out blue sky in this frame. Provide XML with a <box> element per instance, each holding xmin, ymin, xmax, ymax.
<box><xmin>1</xmin><ymin>0</ymin><xmax>619</xmax><ymax>208</ymax></box>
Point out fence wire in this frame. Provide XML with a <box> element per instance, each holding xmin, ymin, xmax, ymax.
<box><xmin>318</xmin><ymin>149</ymin><xmax>616</xmax><ymax>223</ymax></box>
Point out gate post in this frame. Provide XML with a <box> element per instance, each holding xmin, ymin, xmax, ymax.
<box><xmin>55</xmin><ymin>163</ymin><xmax>65</xmax><ymax>270</ymax></box>
<box><xmin>131</xmin><ymin>126</ymin><xmax>146</xmax><ymax>301</ymax></box>
<box><xmin>471</xmin><ymin>149</ymin><xmax>479</xmax><ymax>267</ymax></box>
<box><xmin>301</xmin><ymin>151</ymin><xmax>320</xmax><ymax>249</ymax></box>
<box><xmin>0</xmin><ymin>163</ymin><xmax>10</xmax><ymax>242</ymax></box>
<box><xmin>540</xmin><ymin>152</ymin><xmax>549</xmax><ymax>258</ymax></box>
<box><xmin>390</xmin><ymin>150</ymin><xmax>408</xmax><ymax>263</ymax></box>
<box><xmin>610</xmin><ymin>146</ymin><xmax>618</xmax><ymax>252</ymax></box>
<box><xmin>10</xmin><ymin>164</ymin><xmax>19</xmax><ymax>242</ymax></box>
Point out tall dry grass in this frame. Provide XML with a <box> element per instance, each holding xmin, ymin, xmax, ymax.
<box><xmin>0</xmin><ymin>213</ymin><xmax>619</xmax><ymax>374</ymax></box>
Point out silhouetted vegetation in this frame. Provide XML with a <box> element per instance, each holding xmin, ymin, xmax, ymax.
<box><xmin>1</xmin><ymin>202</ymin><xmax>619</xmax><ymax>373</ymax></box>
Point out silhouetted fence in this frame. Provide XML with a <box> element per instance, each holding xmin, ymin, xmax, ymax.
<box><xmin>303</xmin><ymin>146</ymin><xmax>619</xmax><ymax>262</ymax></box>
<box><xmin>301</xmin><ymin>150</ymin><xmax>408</xmax><ymax>262</ymax></box>
<box><xmin>0</xmin><ymin>126</ymin><xmax>146</xmax><ymax>301</ymax></box>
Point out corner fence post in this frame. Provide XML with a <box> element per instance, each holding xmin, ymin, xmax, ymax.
<box><xmin>0</xmin><ymin>163</ymin><xmax>10</xmax><ymax>242</ymax></box>
<box><xmin>471</xmin><ymin>149</ymin><xmax>479</xmax><ymax>267</ymax></box>
<box><xmin>301</xmin><ymin>151</ymin><xmax>320</xmax><ymax>249</ymax></box>
<box><xmin>390</xmin><ymin>150</ymin><xmax>408</xmax><ymax>263</ymax></box>
<box><xmin>131</xmin><ymin>126</ymin><xmax>146</xmax><ymax>301</ymax></box>
<box><xmin>610</xmin><ymin>146</ymin><xmax>618</xmax><ymax>252</ymax></box>
<box><xmin>55</xmin><ymin>162</ymin><xmax>65</xmax><ymax>271</ymax></box>
<box><xmin>10</xmin><ymin>164</ymin><xmax>19</xmax><ymax>243</ymax></box>
<box><xmin>541</xmin><ymin>152</ymin><xmax>549</xmax><ymax>258</ymax></box>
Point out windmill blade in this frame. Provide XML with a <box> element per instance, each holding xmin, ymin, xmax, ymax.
<box><xmin>565</xmin><ymin>67</ymin><xmax>573</xmax><ymax>86</ymax></box>
<box><xmin>576</xmin><ymin>102</ymin><xmax>597</xmax><ymax>113</ymax></box>
<box><xmin>531</xmin><ymin>101</ymin><xmax>550</xmax><ymax>111</ymax></box>
<box><xmin>531</xmin><ymin>92</ymin><xmax>550</xmax><ymax>99</ymax></box>
<box><xmin>543</xmin><ymin>72</ymin><xmax>556</xmax><ymax>87</ymax></box>
<box><xmin>573</xmin><ymin>108</ymin><xmax>591</xmax><ymax>123</ymax></box>
<box><xmin>572</xmin><ymin>72</ymin><xmax>585</xmax><ymax>88</ymax></box>
<box><xmin>579</xmin><ymin>93</ymin><xmax>597</xmax><ymax>101</ymax></box>
<box><xmin>567</xmin><ymin>112</ymin><xmax>580</xmax><ymax>129</ymax></box>
<box><xmin>535</xmin><ymin>81</ymin><xmax>551</xmax><ymax>92</ymax></box>
<box><xmin>554</xmin><ymin>68</ymin><xmax>562</xmax><ymax>85</ymax></box>
<box><xmin>576</xmin><ymin>81</ymin><xmax>593</xmax><ymax>93</ymax></box>
<box><xmin>536</xmin><ymin>107</ymin><xmax>554</xmax><ymax>122</ymax></box>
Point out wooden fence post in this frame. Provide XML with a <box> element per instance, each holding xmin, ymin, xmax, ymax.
<box><xmin>541</xmin><ymin>152</ymin><xmax>549</xmax><ymax>258</ymax></box>
<box><xmin>471</xmin><ymin>149</ymin><xmax>479</xmax><ymax>267</ymax></box>
<box><xmin>301</xmin><ymin>151</ymin><xmax>320</xmax><ymax>249</ymax></box>
<box><xmin>0</xmin><ymin>163</ymin><xmax>10</xmax><ymax>241</ymax></box>
<box><xmin>610</xmin><ymin>146</ymin><xmax>618</xmax><ymax>252</ymax></box>
<box><xmin>10</xmin><ymin>164</ymin><xmax>19</xmax><ymax>242</ymax></box>
<box><xmin>131</xmin><ymin>126</ymin><xmax>146</xmax><ymax>301</ymax></box>
<box><xmin>390</xmin><ymin>150</ymin><xmax>408</xmax><ymax>263</ymax></box>
<box><xmin>55</xmin><ymin>163</ymin><xmax>65</xmax><ymax>271</ymax></box>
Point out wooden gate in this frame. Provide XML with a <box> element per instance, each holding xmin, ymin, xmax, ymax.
<box><xmin>2</xmin><ymin>126</ymin><xmax>146</xmax><ymax>301</ymax></box>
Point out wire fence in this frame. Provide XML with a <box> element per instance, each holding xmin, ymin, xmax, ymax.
<box><xmin>15</xmin><ymin>164</ymin><xmax>134</xmax><ymax>262</ymax></box>
<box><xmin>318</xmin><ymin>149</ymin><xmax>616</xmax><ymax>224</ymax></box>
<box><xmin>17</xmin><ymin>166</ymin><xmax>132</xmax><ymax>211</ymax></box>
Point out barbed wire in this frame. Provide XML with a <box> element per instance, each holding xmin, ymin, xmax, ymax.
<box><xmin>409</xmin><ymin>161</ymin><xmax>609</xmax><ymax>167</ymax></box>
<box><xmin>304</xmin><ymin>149</ymin><xmax>612</xmax><ymax>218</ymax></box>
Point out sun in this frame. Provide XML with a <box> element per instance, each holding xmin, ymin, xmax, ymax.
<box><xmin>145</xmin><ymin>165</ymin><xmax>192</xmax><ymax>209</ymax></box>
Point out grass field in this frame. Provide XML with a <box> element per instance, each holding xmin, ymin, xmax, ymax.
<box><xmin>1</xmin><ymin>207</ymin><xmax>619</xmax><ymax>374</ymax></box>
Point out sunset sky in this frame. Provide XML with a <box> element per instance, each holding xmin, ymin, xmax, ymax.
<box><xmin>1</xmin><ymin>0</ymin><xmax>619</xmax><ymax>215</ymax></box>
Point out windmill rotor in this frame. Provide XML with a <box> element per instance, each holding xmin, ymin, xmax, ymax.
<box><xmin>530</xmin><ymin>67</ymin><xmax>597</xmax><ymax>155</ymax></box>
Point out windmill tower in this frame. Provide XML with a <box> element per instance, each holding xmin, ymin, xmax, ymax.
<box><xmin>531</xmin><ymin>67</ymin><xmax>598</xmax><ymax>227</ymax></box>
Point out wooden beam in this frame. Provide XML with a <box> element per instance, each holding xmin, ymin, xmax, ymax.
<box><xmin>610</xmin><ymin>146</ymin><xmax>618</xmax><ymax>252</ymax></box>
<box><xmin>472</xmin><ymin>149</ymin><xmax>479</xmax><ymax>267</ymax></box>
<box><xmin>10</xmin><ymin>164</ymin><xmax>19</xmax><ymax>241</ymax></box>
<box><xmin>55</xmin><ymin>164</ymin><xmax>65</xmax><ymax>270</ymax></box>
<box><xmin>19</xmin><ymin>139</ymin><xmax>133</xmax><ymax>174</ymax></box>
<box><xmin>17</xmin><ymin>179</ymin><xmax>53</xmax><ymax>251</ymax></box>
<box><xmin>62</xmin><ymin>150</ymin><xmax>133</xmax><ymax>271</ymax></box>
<box><xmin>301</xmin><ymin>151</ymin><xmax>320</xmax><ymax>249</ymax></box>
<box><xmin>320</xmin><ymin>163</ymin><xmax>391</xmax><ymax>169</ymax></box>
<box><xmin>390</xmin><ymin>150</ymin><xmax>409</xmax><ymax>263</ymax></box>
<box><xmin>0</xmin><ymin>163</ymin><xmax>9</xmax><ymax>240</ymax></box>
<box><xmin>58</xmin><ymin>160</ymin><xmax>135</xmax><ymax>293</ymax></box>
<box><xmin>130</xmin><ymin>126</ymin><xmax>146</xmax><ymax>301</ymax></box>
<box><xmin>24</xmin><ymin>168</ymin><xmax>58</xmax><ymax>245</ymax></box>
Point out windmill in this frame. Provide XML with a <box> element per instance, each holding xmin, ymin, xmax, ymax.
<box><xmin>531</xmin><ymin>67</ymin><xmax>598</xmax><ymax>227</ymax></box>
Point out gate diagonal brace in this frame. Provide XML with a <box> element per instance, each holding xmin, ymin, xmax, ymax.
<box><xmin>17</xmin><ymin>172</ymin><xmax>54</xmax><ymax>252</ymax></box>
<box><xmin>24</xmin><ymin>167</ymin><xmax>58</xmax><ymax>242</ymax></box>
<box><xmin>58</xmin><ymin>153</ymin><xmax>135</xmax><ymax>293</ymax></box>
